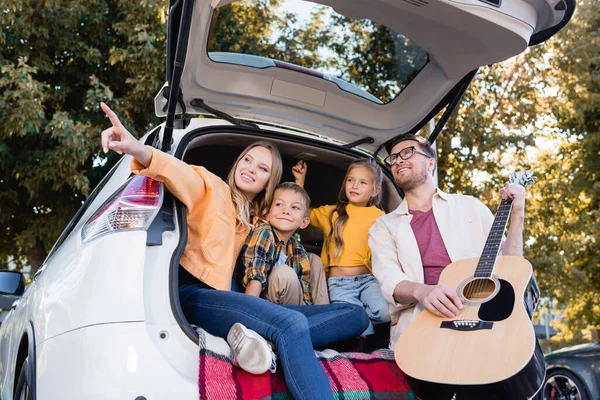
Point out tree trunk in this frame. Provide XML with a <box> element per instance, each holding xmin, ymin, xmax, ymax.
<box><xmin>24</xmin><ymin>239</ymin><xmax>47</xmax><ymax>277</ymax></box>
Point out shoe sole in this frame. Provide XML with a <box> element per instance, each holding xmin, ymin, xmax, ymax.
<box><xmin>227</xmin><ymin>323</ymin><xmax>271</xmax><ymax>375</ymax></box>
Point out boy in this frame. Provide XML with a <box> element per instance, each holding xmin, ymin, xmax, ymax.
<box><xmin>227</xmin><ymin>183</ymin><xmax>340</xmax><ymax>375</ymax></box>
<box><xmin>240</xmin><ymin>182</ymin><xmax>329</xmax><ymax>305</ymax></box>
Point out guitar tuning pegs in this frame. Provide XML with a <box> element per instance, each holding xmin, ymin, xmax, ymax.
<box><xmin>523</xmin><ymin>170</ymin><xmax>536</xmax><ymax>187</ymax></box>
<box><xmin>509</xmin><ymin>170</ymin><xmax>536</xmax><ymax>187</ymax></box>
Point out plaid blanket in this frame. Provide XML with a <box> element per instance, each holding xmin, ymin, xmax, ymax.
<box><xmin>197</xmin><ymin>327</ymin><xmax>415</xmax><ymax>400</ymax></box>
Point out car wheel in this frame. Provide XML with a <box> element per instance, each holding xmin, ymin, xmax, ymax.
<box><xmin>541</xmin><ymin>369</ymin><xmax>589</xmax><ymax>400</ymax></box>
<box><xmin>13</xmin><ymin>357</ymin><xmax>31</xmax><ymax>400</ymax></box>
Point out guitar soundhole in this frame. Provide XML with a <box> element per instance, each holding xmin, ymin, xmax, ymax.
<box><xmin>462</xmin><ymin>278</ymin><xmax>496</xmax><ymax>301</ymax></box>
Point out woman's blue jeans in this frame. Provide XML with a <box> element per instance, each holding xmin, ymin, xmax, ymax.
<box><xmin>179</xmin><ymin>284</ymin><xmax>369</xmax><ymax>400</ymax></box>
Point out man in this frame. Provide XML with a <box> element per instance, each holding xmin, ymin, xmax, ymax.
<box><xmin>368</xmin><ymin>134</ymin><xmax>525</xmax><ymax>348</ymax></box>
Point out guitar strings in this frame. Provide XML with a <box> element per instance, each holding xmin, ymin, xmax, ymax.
<box><xmin>472</xmin><ymin>198</ymin><xmax>511</xmax><ymax>299</ymax></box>
<box><xmin>455</xmin><ymin>174</ymin><xmax>531</xmax><ymax>322</ymax></box>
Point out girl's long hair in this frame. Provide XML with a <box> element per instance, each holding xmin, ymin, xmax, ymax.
<box><xmin>324</xmin><ymin>158</ymin><xmax>383</xmax><ymax>264</ymax></box>
<box><xmin>226</xmin><ymin>141</ymin><xmax>282</xmax><ymax>231</ymax></box>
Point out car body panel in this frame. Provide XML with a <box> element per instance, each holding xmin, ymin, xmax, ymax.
<box><xmin>0</xmin><ymin>296</ymin><xmax>29</xmax><ymax>398</ymax></box>
<box><xmin>0</xmin><ymin>155</ymin><xmax>149</xmax><ymax>398</ymax></box>
<box><xmin>0</xmin><ymin>231</ymin><xmax>149</xmax><ymax>399</ymax></box>
<box><xmin>0</xmin><ymin>122</ymin><xmax>235</xmax><ymax>399</ymax></box>
<box><xmin>158</xmin><ymin>0</ymin><xmax>574</xmax><ymax>152</ymax></box>
<box><xmin>34</xmin><ymin>232</ymin><xmax>148</xmax><ymax>341</ymax></box>
<box><xmin>36</xmin><ymin>322</ymin><xmax>196</xmax><ymax>400</ymax></box>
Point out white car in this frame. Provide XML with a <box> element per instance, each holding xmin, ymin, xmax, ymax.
<box><xmin>0</xmin><ymin>0</ymin><xmax>575</xmax><ymax>399</ymax></box>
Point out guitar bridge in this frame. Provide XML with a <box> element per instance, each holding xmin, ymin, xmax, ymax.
<box><xmin>440</xmin><ymin>320</ymin><xmax>493</xmax><ymax>331</ymax></box>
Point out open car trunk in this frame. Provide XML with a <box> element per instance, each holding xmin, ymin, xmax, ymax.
<box><xmin>160</xmin><ymin>125</ymin><xmax>405</xmax><ymax>397</ymax></box>
<box><xmin>166</xmin><ymin>124</ymin><xmax>402</xmax><ymax>345</ymax></box>
<box><xmin>179</xmin><ymin>126</ymin><xmax>402</xmax><ymax>260</ymax></box>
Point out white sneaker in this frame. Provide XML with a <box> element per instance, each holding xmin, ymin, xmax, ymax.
<box><xmin>227</xmin><ymin>323</ymin><xmax>277</xmax><ymax>375</ymax></box>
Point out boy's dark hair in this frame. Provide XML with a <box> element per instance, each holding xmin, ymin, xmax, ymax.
<box><xmin>386</xmin><ymin>134</ymin><xmax>437</xmax><ymax>161</ymax></box>
<box><xmin>273</xmin><ymin>182</ymin><xmax>311</xmax><ymax>215</ymax></box>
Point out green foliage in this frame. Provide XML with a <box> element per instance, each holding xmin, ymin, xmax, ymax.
<box><xmin>436</xmin><ymin>47</ymin><xmax>548</xmax><ymax>201</ymax></box>
<box><xmin>208</xmin><ymin>0</ymin><xmax>331</xmax><ymax>71</ymax></box>
<box><xmin>209</xmin><ymin>0</ymin><xmax>285</xmax><ymax>56</ymax></box>
<box><xmin>327</xmin><ymin>16</ymin><xmax>427</xmax><ymax>103</ymax></box>
<box><xmin>527</xmin><ymin>0</ymin><xmax>600</xmax><ymax>340</ymax></box>
<box><xmin>0</xmin><ymin>0</ymin><xmax>168</xmax><ymax>272</ymax></box>
<box><xmin>435</xmin><ymin>1</ymin><xmax>600</xmax><ymax>340</ymax></box>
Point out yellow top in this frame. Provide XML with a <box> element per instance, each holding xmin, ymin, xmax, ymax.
<box><xmin>310</xmin><ymin>204</ymin><xmax>385</xmax><ymax>272</ymax></box>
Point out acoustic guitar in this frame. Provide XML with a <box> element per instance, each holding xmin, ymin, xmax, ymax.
<box><xmin>395</xmin><ymin>171</ymin><xmax>544</xmax><ymax>400</ymax></box>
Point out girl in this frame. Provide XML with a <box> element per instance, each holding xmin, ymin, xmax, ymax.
<box><xmin>100</xmin><ymin>103</ymin><xmax>369</xmax><ymax>400</ymax></box>
<box><xmin>293</xmin><ymin>158</ymin><xmax>391</xmax><ymax>335</ymax></box>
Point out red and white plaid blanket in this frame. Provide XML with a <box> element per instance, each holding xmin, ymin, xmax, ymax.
<box><xmin>197</xmin><ymin>327</ymin><xmax>415</xmax><ymax>400</ymax></box>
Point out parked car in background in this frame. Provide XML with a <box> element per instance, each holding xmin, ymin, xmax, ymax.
<box><xmin>539</xmin><ymin>342</ymin><xmax>600</xmax><ymax>400</ymax></box>
<box><xmin>0</xmin><ymin>0</ymin><xmax>576</xmax><ymax>398</ymax></box>
<box><xmin>0</xmin><ymin>295</ymin><xmax>18</xmax><ymax>326</ymax></box>
<box><xmin>0</xmin><ymin>271</ymin><xmax>25</xmax><ymax>326</ymax></box>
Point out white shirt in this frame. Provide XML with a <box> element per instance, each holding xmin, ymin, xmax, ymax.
<box><xmin>368</xmin><ymin>188</ymin><xmax>495</xmax><ymax>348</ymax></box>
<box><xmin>274</xmin><ymin>251</ymin><xmax>288</xmax><ymax>268</ymax></box>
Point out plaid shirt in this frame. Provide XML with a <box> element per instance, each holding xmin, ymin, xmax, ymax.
<box><xmin>240</xmin><ymin>224</ymin><xmax>312</xmax><ymax>305</ymax></box>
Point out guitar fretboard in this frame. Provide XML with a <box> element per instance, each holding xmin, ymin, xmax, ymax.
<box><xmin>474</xmin><ymin>198</ymin><xmax>513</xmax><ymax>277</ymax></box>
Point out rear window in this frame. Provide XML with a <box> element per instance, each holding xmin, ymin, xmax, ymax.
<box><xmin>207</xmin><ymin>0</ymin><xmax>429</xmax><ymax>104</ymax></box>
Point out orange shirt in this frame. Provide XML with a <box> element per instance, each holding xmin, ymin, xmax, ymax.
<box><xmin>131</xmin><ymin>146</ymin><xmax>250</xmax><ymax>290</ymax></box>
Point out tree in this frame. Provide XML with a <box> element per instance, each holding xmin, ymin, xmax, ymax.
<box><xmin>208</xmin><ymin>0</ymin><xmax>331</xmax><ymax>70</ymax></box>
<box><xmin>0</xmin><ymin>0</ymin><xmax>169</xmax><ymax>274</ymax></box>
<box><xmin>0</xmin><ymin>0</ymin><xmax>312</xmax><ymax>274</ymax></box>
<box><xmin>433</xmin><ymin>0</ymin><xmax>600</xmax><ymax>340</ymax></box>
<box><xmin>525</xmin><ymin>0</ymin><xmax>600</xmax><ymax>340</ymax></box>
<box><xmin>327</xmin><ymin>16</ymin><xmax>428</xmax><ymax>103</ymax></box>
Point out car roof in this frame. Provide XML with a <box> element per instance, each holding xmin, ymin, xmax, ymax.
<box><xmin>158</xmin><ymin>0</ymin><xmax>575</xmax><ymax>152</ymax></box>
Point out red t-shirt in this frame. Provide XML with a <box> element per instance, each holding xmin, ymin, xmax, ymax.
<box><xmin>409</xmin><ymin>208</ymin><xmax>452</xmax><ymax>285</ymax></box>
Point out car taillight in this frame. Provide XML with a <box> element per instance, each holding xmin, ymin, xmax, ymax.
<box><xmin>82</xmin><ymin>175</ymin><xmax>164</xmax><ymax>243</ymax></box>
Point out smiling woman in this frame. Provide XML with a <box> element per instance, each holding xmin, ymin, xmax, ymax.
<box><xmin>96</xmin><ymin>103</ymin><xmax>371</xmax><ymax>400</ymax></box>
<box><xmin>226</xmin><ymin>141</ymin><xmax>282</xmax><ymax>230</ymax></box>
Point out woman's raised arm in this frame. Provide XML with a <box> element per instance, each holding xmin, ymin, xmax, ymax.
<box><xmin>100</xmin><ymin>102</ymin><xmax>152</xmax><ymax>167</ymax></box>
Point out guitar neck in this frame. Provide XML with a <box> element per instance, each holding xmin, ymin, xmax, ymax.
<box><xmin>474</xmin><ymin>198</ymin><xmax>513</xmax><ymax>278</ymax></box>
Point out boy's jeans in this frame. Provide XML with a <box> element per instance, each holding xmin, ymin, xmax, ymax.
<box><xmin>327</xmin><ymin>273</ymin><xmax>391</xmax><ymax>335</ymax></box>
<box><xmin>179</xmin><ymin>284</ymin><xmax>369</xmax><ymax>400</ymax></box>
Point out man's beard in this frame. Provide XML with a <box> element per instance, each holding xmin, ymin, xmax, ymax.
<box><xmin>394</xmin><ymin>168</ymin><xmax>428</xmax><ymax>191</ymax></box>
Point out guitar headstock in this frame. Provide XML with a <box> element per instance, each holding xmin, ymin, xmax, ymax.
<box><xmin>508</xmin><ymin>170</ymin><xmax>536</xmax><ymax>187</ymax></box>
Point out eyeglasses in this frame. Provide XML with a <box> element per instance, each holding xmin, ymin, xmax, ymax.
<box><xmin>384</xmin><ymin>146</ymin><xmax>432</xmax><ymax>166</ymax></box>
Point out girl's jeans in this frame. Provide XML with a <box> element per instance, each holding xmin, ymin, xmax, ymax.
<box><xmin>327</xmin><ymin>273</ymin><xmax>391</xmax><ymax>335</ymax></box>
<box><xmin>179</xmin><ymin>284</ymin><xmax>369</xmax><ymax>400</ymax></box>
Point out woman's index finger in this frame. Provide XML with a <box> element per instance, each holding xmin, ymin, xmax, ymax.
<box><xmin>100</xmin><ymin>102</ymin><xmax>122</xmax><ymax>128</ymax></box>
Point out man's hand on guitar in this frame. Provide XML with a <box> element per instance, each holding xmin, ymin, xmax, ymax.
<box><xmin>414</xmin><ymin>284</ymin><xmax>463</xmax><ymax>318</ymax></box>
<box><xmin>500</xmin><ymin>183</ymin><xmax>526</xmax><ymax>256</ymax></box>
<box><xmin>500</xmin><ymin>183</ymin><xmax>525</xmax><ymax>215</ymax></box>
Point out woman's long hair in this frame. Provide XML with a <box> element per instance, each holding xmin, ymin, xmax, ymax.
<box><xmin>226</xmin><ymin>141</ymin><xmax>282</xmax><ymax>231</ymax></box>
<box><xmin>324</xmin><ymin>158</ymin><xmax>383</xmax><ymax>264</ymax></box>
